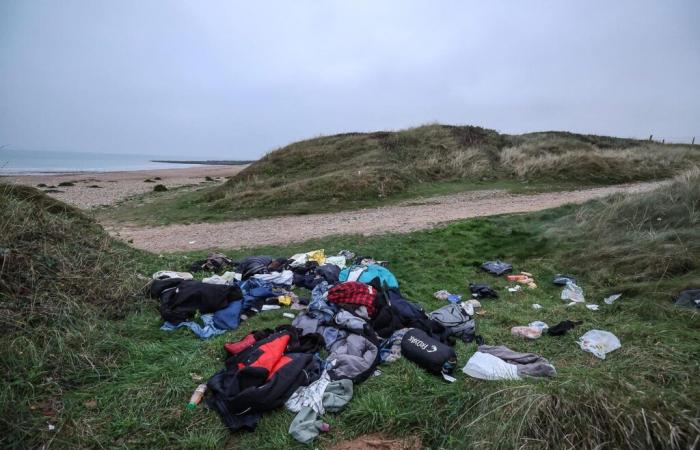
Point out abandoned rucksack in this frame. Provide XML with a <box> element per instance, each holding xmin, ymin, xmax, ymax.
<box><xmin>400</xmin><ymin>328</ymin><xmax>457</xmax><ymax>376</ymax></box>
<box><xmin>429</xmin><ymin>303</ymin><xmax>475</xmax><ymax>342</ymax></box>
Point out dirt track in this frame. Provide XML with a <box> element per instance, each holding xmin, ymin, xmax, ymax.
<box><xmin>108</xmin><ymin>181</ymin><xmax>666</xmax><ymax>253</ymax></box>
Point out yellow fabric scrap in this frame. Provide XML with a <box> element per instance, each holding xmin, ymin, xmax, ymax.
<box><xmin>305</xmin><ymin>249</ymin><xmax>326</xmax><ymax>264</ymax></box>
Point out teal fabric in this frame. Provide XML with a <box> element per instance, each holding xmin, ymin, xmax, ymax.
<box><xmin>322</xmin><ymin>379</ymin><xmax>353</xmax><ymax>412</ymax></box>
<box><xmin>338</xmin><ymin>264</ymin><xmax>399</xmax><ymax>289</ymax></box>
<box><xmin>289</xmin><ymin>406</ymin><xmax>324</xmax><ymax>444</ymax></box>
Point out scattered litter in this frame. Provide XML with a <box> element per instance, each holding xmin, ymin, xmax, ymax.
<box><xmin>480</xmin><ymin>260</ymin><xmax>513</xmax><ymax>276</ymax></box>
<box><xmin>48</xmin><ymin>423</ymin><xmax>55</xmax><ymax>431</ymax></box>
<box><xmin>585</xmin><ymin>304</ymin><xmax>599</xmax><ymax>311</ymax></box>
<box><xmin>190</xmin><ymin>373</ymin><xmax>203</xmax><ymax>382</ymax></box>
<box><xmin>578</xmin><ymin>330</ymin><xmax>621</xmax><ymax>359</ymax></box>
<box><xmin>553</xmin><ymin>274</ymin><xmax>577</xmax><ymax>286</ymax></box>
<box><xmin>674</xmin><ymin>289</ymin><xmax>700</xmax><ymax>309</ymax></box>
<box><xmin>187</xmin><ymin>384</ymin><xmax>207</xmax><ymax>410</ymax></box>
<box><xmin>433</xmin><ymin>290</ymin><xmax>461</xmax><ymax>303</ymax></box>
<box><xmin>261</xmin><ymin>304</ymin><xmax>280</xmax><ymax>311</ymax></box>
<box><xmin>561</xmin><ymin>281</ymin><xmax>585</xmax><ymax>303</ymax></box>
<box><xmin>528</xmin><ymin>321</ymin><xmax>549</xmax><ymax>331</ymax></box>
<box><xmin>603</xmin><ymin>293</ymin><xmax>622</xmax><ymax>305</ymax></box>
<box><xmin>468</xmin><ymin>283</ymin><xmax>498</xmax><ymax>299</ymax></box>
<box><xmin>433</xmin><ymin>290</ymin><xmax>451</xmax><ymax>300</ymax></box>
<box><xmin>547</xmin><ymin>320</ymin><xmax>583</xmax><ymax>336</ymax></box>
<box><xmin>459</xmin><ymin>302</ymin><xmax>475</xmax><ymax>316</ymax></box>
<box><xmin>511</xmin><ymin>326</ymin><xmax>542</xmax><ymax>339</ymax></box>
<box><xmin>532</xmin><ymin>303</ymin><xmax>542</xmax><ymax>310</ymax></box>
<box><xmin>506</xmin><ymin>273</ymin><xmax>536</xmax><ymax>289</ymax></box>
<box><xmin>283</xmin><ymin>312</ymin><xmax>296</xmax><ymax>319</ymax></box>
<box><xmin>508</xmin><ymin>285</ymin><xmax>522</xmax><ymax>293</ymax></box>
<box><xmin>465</xmin><ymin>299</ymin><xmax>482</xmax><ymax>309</ymax></box>
<box><xmin>442</xmin><ymin>372</ymin><xmax>457</xmax><ymax>383</ymax></box>
<box><xmin>188</xmin><ymin>241</ymin><xmax>196</xmax><ymax>244</ymax></box>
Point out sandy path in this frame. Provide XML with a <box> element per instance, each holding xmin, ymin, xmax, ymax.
<box><xmin>2</xmin><ymin>165</ymin><xmax>248</xmax><ymax>208</ymax></box>
<box><xmin>108</xmin><ymin>180</ymin><xmax>667</xmax><ymax>253</ymax></box>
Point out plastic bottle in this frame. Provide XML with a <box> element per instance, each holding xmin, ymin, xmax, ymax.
<box><xmin>187</xmin><ymin>384</ymin><xmax>207</xmax><ymax>410</ymax></box>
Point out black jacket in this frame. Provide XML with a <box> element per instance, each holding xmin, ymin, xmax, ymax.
<box><xmin>206</xmin><ymin>330</ymin><xmax>322</xmax><ymax>431</ymax></box>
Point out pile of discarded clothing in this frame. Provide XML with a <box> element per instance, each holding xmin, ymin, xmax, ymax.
<box><xmin>148</xmin><ymin>251</ymin><xmax>622</xmax><ymax>443</ymax></box>
<box><xmin>149</xmin><ymin>249</ymin><xmax>483</xmax><ymax>442</ymax></box>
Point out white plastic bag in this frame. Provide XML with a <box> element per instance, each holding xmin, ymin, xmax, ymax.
<box><xmin>462</xmin><ymin>352</ymin><xmax>520</xmax><ymax>380</ymax></box>
<box><xmin>528</xmin><ymin>321</ymin><xmax>549</xmax><ymax>330</ymax></box>
<box><xmin>604</xmin><ymin>293</ymin><xmax>622</xmax><ymax>305</ymax></box>
<box><xmin>561</xmin><ymin>281</ymin><xmax>585</xmax><ymax>303</ymax></box>
<box><xmin>578</xmin><ymin>330</ymin><xmax>621</xmax><ymax>359</ymax></box>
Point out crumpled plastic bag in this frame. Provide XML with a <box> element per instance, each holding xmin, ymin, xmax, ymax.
<box><xmin>528</xmin><ymin>321</ymin><xmax>549</xmax><ymax>331</ymax></box>
<box><xmin>604</xmin><ymin>293</ymin><xmax>622</xmax><ymax>305</ymax></box>
<box><xmin>578</xmin><ymin>330</ymin><xmax>621</xmax><ymax>359</ymax></box>
<box><xmin>511</xmin><ymin>326</ymin><xmax>542</xmax><ymax>339</ymax></box>
<box><xmin>561</xmin><ymin>281</ymin><xmax>585</xmax><ymax>303</ymax></box>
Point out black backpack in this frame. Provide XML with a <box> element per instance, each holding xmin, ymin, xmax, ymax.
<box><xmin>400</xmin><ymin>328</ymin><xmax>457</xmax><ymax>376</ymax></box>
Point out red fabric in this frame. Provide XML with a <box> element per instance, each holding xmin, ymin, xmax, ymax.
<box><xmin>224</xmin><ymin>333</ymin><xmax>256</xmax><ymax>356</ymax></box>
<box><xmin>238</xmin><ymin>334</ymin><xmax>291</xmax><ymax>379</ymax></box>
<box><xmin>327</xmin><ymin>281</ymin><xmax>377</xmax><ymax>317</ymax></box>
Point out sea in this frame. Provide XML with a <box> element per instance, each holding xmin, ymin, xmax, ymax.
<box><xmin>0</xmin><ymin>148</ymin><xmax>197</xmax><ymax>175</ymax></box>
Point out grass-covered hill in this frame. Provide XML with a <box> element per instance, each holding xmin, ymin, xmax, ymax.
<box><xmin>2</xmin><ymin>171</ymin><xmax>699</xmax><ymax>448</ymax></box>
<box><xmin>103</xmin><ymin>124</ymin><xmax>700</xmax><ymax>225</ymax></box>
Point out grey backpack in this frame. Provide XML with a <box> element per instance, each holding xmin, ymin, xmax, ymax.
<box><xmin>429</xmin><ymin>303</ymin><xmax>475</xmax><ymax>342</ymax></box>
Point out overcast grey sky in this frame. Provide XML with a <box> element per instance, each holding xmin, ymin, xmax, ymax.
<box><xmin>1</xmin><ymin>1</ymin><xmax>698</xmax><ymax>158</ymax></box>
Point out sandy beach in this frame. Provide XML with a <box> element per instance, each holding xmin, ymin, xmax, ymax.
<box><xmin>2</xmin><ymin>164</ymin><xmax>248</xmax><ymax>209</ymax></box>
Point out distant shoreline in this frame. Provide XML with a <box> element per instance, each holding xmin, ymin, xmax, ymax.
<box><xmin>2</xmin><ymin>164</ymin><xmax>248</xmax><ymax>208</ymax></box>
<box><xmin>150</xmin><ymin>159</ymin><xmax>254</xmax><ymax>165</ymax></box>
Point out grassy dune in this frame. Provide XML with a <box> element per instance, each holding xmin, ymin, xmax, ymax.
<box><xmin>1</xmin><ymin>171</ymin><xmax>699</xmax><ymax>449</ymax></box>
<box><xmin>101</xmin><ymin>125</ymin><xmax>700</xmax><ymax>225</ymax></box>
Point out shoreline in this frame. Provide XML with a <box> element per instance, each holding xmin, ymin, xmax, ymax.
<box><xmin>2</xmin><ymin>164</ymin><xmax>248</xmax><ymax>209</ymax></box>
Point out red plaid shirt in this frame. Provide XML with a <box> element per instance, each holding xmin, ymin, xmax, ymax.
<box><xmin>327</xmin><ymin>281</ymin><xmax>377</xmax><ymax>317</ymax></box>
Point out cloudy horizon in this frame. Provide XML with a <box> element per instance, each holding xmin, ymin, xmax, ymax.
<box><xmin>1</xmin><ymin>0</ymin><xmax>698</xmax><ymax>159</ymax></box>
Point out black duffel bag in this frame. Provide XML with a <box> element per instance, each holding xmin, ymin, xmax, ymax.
<box><xmin>400</xmin><ymin>328</ymin><xmax>457</xmax><ymax>376</ymax></box>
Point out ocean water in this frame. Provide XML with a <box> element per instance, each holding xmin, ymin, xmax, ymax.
<box><xmin>0</xmin><ymin>148</ymin><xmax>196</xmax><ymax>174</ymax></box>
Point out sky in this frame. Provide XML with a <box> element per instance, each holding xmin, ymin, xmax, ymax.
<box><xmin>1</xmin><ymin>1</ymin><xmax>698</xmax><ymax>159</ymax></box>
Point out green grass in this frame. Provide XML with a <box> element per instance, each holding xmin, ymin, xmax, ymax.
<box><xmin>99</xmin><ymin>124</ymin><xmax>700</xmax><ymax>225</ymax></box>
<box><xmin>2</xmin><ymin>173</ymin><xmax>699</xmax><ymax>449</ymax></box>
<box><xmin>100</xmin><ymin>177</ymin><xmax>608</xmax><ymax>226</ymax></box>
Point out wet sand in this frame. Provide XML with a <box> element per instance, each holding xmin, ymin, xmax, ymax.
<box><xmin>2</xmin><ymin>165</ymin><xmax>248</xmax><ymax>208</ymax></box>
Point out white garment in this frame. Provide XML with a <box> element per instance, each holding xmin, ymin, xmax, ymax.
<box><xmin>152</xmin><ymin>271</ymin><xmax>193</xmax><ymax>280</ymax></box>
<box><xmin>289</xmin><ymin>253</ymin><xmax>308</xmax><ymax>268</ymax></box>
<box><xmin>324</xmin><ymin>256</ymin><xmax>346</xmax><ymax>268</ymax></box>
<box><xmin>285</xmin><ymin>371</ymin><xmax>331</xmax><ymax>414</ymax></box>
<box><xmin>253</xmin><ymin>270</ymin><xmax>294</xmax><ymax>286</ymax></box>
<box><xmin>462</xmin><ymin>352</ymin><xmax>520</xmax><ymax>380</ymax></box>
<box><xmin>203</xmin><ymin>271</ymin><xmax>239</xmax><ymax>285</ymax></box>
<box><xmin>346</xmin><ymin>267</ymin><xmax>365</xmax><ymax>282</ymax></box>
